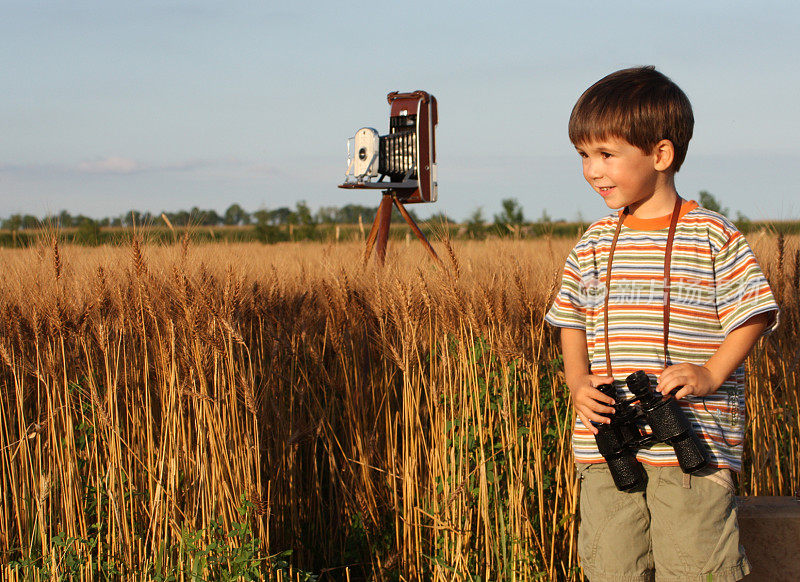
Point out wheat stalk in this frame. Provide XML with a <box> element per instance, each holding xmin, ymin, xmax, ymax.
<box><xmin>0</xmin><ymin>236</ymin><xmax>794</xmax><ymax>580</ymax></box>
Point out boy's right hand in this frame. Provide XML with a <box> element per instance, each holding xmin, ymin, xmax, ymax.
<box><xmin>568</xmin><ymin>374</ymin><xmax>617</xmax><ymax>435</ymax></box>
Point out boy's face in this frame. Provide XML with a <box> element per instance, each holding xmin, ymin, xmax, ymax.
<box><xmin>574</xmin><ymin>137</ymin><xmax>661</xmax><ymax>212</ymax></box>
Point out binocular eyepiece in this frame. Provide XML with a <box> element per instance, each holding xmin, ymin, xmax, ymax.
<box><xmin>592</xmin><ymin>370</ymin><xmax>709</xmax><ymax>491</ymax></box>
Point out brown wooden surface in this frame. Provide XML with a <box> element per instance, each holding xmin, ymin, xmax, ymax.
<box><xmin>738</xmin><ymin>496</ymin><xmax>800</xmax><ymax>581</ymax></box>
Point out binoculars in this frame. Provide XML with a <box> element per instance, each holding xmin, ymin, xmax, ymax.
<box><xmin>593</xmin><ymin>370</ymin><xmax>709</xmax><ymax>491</ymax></box>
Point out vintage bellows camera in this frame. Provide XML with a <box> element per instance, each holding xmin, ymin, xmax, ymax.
<box><xmin>593</xmin><ymin>370</ymin><xmax>709</xmax><ymax>491</ymax></box>
<box><xmin>336</xmin><ymin>91</ymin><xmax>441</xmax><ymax>266</ymax></box>
<box><xmin>340</xmin><ymin>90</ymin><xmax>438</xmax><ymax>204</ymax></box>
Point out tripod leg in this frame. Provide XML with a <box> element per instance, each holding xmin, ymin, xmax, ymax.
<box><xmin>363</xmin><ymin>208</ymin><xmax>382</xmax><ymax>265</ymax></box>
<box><xmin>374</xmin><ymin>194</ymin><xmax>393</xmax><ymax>266</ymax></box>
<box><xmin>393</xmin><ymin>196</ymin><xmax>444</xmax><ymax>267</ymax></box>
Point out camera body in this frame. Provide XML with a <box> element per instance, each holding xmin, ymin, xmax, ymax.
<box><xmin>593</xmin><ymin>370</ymin><xmax>709</xmax><ymax>491</ymax></box>
<box><xmin>340</xmin><ymin>90</ymin><xmax>438</xmax><ymax>204</ymax></box>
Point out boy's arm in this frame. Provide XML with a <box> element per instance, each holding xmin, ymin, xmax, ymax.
<box><xmin>656</xmin><ymin>312</ymin><xmax>771</xmax><ymax>399</ymax></box>
<box><xmin>561</xmin><ymin>327</ymin><xmax>616</xmax><ymax>435</ymax></box>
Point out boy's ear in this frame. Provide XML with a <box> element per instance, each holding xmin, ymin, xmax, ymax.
<box><xmin>653</xmin><ymin>139</ymin><xmax>675</xmax><ymax>171</ymax></box>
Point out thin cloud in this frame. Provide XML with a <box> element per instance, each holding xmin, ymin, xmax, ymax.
<box><xmin>75</xmin><ymin>157</ymin><xmax>219</xmax><ymax>175</ymax></box>
<box><xmin>78</xmin><ymin>157</ymin><xmax>139</xmax><ymax>174</ymax></box>
<box><xmin>1</xmin><ymin>157</ymin><xmax>281</xmax><ymax>182</ymax></box>
<box><xmin>246</xmin><ymin>162</ymin><xmax>281</xmax><ymax>176</ymax></box>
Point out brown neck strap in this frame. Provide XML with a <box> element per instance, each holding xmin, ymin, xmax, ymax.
<box><xmin>604</xmin><ymin>196</ymin><xmax>683</xmax><ymax>377</ymax></box>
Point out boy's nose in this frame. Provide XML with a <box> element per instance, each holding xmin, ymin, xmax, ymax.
<box><xmin>585</xmin><ymin>160</ymin><xmax>603</xmax><ymax>180</ymax></box>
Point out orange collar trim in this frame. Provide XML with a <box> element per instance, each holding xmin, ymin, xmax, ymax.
<box><xmin>618</xmin><ymin>199</ymin><xmax>699</xmax><ymax>231</ymax></box>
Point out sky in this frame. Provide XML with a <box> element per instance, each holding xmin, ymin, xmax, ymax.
<box><xmin>1</xmin><ymin>0</ymin><xmax>798</xmax><ymax>223</ymax></box>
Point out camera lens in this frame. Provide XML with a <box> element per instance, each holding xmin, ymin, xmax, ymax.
<box><xmin>358</xmin><ymin>147</ymin><xmax>367</xmax><ymax>161</ymax></box>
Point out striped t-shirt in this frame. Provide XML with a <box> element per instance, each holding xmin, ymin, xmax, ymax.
<box><xmin>545</xmin><ymin>200</ymin><xmax>779</xmax><ymax>471</ymax></box>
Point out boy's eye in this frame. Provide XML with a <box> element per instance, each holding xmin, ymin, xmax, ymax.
<box><xmin>601</xmin><ymin>152</ymin><xmax>612</xmax><ymax>158</ymax></box>
<box><xmin>578</xmin><ymin>151</ymin><xmax>588</xmax><ymax>158</ymax></box>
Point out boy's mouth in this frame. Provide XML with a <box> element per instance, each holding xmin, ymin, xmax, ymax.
<box><xmin>598</xmin><ymin>186</ymin><xmax>615</xmax><ymax>195</ymax></box>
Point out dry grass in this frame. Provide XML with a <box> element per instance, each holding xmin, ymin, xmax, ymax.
<box><xmin>0</xmin><ymin>233</ymin><xmax>797</xmax><ymax>580</ymax></box>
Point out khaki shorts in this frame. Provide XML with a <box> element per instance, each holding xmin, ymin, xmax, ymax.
<box><xmin>576</xmin><ymin>463</ymin><xmax>750</xmax><ymax>582</ymax></box>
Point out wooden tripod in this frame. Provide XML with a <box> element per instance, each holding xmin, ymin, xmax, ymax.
<box><xmin>364</xmin><ymin>192</ymin><xmax>443</xmax><ymax>267</ymax></box>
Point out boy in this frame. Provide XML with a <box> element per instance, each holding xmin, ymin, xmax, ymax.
<box><xmin>545</xmin><ymin>66</ymin><xmax>778</xmax><ymax>581</ymax></box>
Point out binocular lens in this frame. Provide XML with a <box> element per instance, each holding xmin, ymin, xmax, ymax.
<box><xmin>626</xmin><ymin>370</ymin><xmax>651</xmax><ymax>396</ymax></box>
<box><xmin>596</xmin><ymin>383</ymin><xmax>616</xmax><ymax>399</ymax></box>
<box><xmin>671</xmin><ymin>433</ymin><xmax>709</xmax><ymax>473</ymax></box>
<box><xmin>608</xmin><ymin>454</ymin><xmax>647</xmax><ymax>491</ymax></box>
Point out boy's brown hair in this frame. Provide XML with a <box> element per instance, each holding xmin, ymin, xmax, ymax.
<box><xmin>569</xmin><ymin>66</ymin><xmax>694</xmax><ymax>172</ymax></box>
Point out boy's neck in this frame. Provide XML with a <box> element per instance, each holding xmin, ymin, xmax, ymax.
<box><xmin>626</xmin><ymin>176</ymin><xmax>680</xmax><ymax>219</ymax></box>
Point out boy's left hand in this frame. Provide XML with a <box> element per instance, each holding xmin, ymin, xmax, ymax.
<box><xmin>656</xmin><ymin>363</ymin><xmax>720</xmax><ymax>399</ymax></box>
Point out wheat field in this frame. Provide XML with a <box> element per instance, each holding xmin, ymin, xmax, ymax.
<box><xmin>0</xmin><ymin>233</ymin><xmax>797</xmax><ymax>580</ymax></box>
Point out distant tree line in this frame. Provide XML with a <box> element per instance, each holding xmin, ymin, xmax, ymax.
<box><xmin>2</xmin><ymin>192</ymin><xmax>766</xmax><ymax>245</ymax></box>
<box><xmin>0</xmin><ymin>201</ymin><xmax>424</xmax><ymax>231</ymax></box>
<box><xmin>0</xmin><ymin>198</ymin><xmax>538</xmax><ymax>232</ymax></box>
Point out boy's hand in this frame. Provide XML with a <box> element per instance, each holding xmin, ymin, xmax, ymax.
<box><xmin>568</xmin><ymin>374</ymin><xmax>617</xmax><ymax>435</ymax></box>
<box><xmin>657</xmin><ymin>313</ymin><xmax>771</xmax><ymax>400</ymax></box>
<box><xmin>656</xmin><ymin>363</ymin><xmax>720</xmax><ymax>400</ymax></box>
